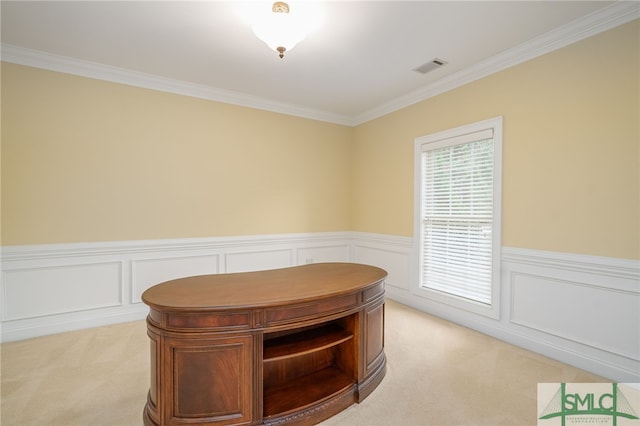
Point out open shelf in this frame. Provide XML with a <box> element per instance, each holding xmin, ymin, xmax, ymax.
<box><xmin>263</xmin><ymin>324</ymin><xmax>353</xmax><ymax>362</ymax></box>
<box><xmin>262</xmin><ymin>317</ymin><xmax>358</xmax><ymax>419</ymax></box>
<box><xmin>263</xmin><ymin>366</ymin><xmax>355</xmax><ymax>417</ymax></box>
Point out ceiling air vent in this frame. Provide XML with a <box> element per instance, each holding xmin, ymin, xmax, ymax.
<box><xmin>413</xmin><ymin>58</ymin><xmax>448</xmax><ymax>74</ymax></box>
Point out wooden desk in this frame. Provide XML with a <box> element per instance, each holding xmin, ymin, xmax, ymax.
<box><xmin>142</xmin><ymin>262</ymin><xmax>387</xmax><ymax>425</ymax></box>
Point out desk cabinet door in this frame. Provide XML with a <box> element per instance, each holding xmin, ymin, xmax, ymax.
<box><xmin>364</xmin><ymin>301</ymin><xmax>385</xmax><ymax>376</ymax></box>
<box><xmin>165</xmin><ymin>335</ymin><xmax>254</xmax><ymax>425</ymax></box>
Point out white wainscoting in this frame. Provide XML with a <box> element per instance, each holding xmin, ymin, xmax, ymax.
<box><xmin>386</xmin><ymin>245</ymin><xmax>640</xmax><ymax>382</ymax></box>
<box><xmin>502</xmin><ymin>248</ymin><xmax>640</xmax><ymax>383</ymax></box>
<box><xmin>1</xmin><ymin>233</ymin><xmax>352</xmax><ymax>343</ymax></box>
<box><xmin>352</xmin><ymin>232</ymin><xmax>413</xmax><ymax>292</ymax></box>
<box><xmin>2</xmin><ymin>233</ymin><xmax>638</xmax><ymax>382</ymax></box>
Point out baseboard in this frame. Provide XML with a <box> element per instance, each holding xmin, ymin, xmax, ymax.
<box><xmin>2</xmin><ymin>233</ymin><xmax>638</xmax><ymax>384</ymax></box>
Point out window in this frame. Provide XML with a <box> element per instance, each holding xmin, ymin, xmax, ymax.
<box><xmin>414</xmin><ymin>117</ymin><xmax>502</xmax><ymax>318</ymax></box>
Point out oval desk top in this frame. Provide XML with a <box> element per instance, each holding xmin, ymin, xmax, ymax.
<box><xmin>142</xmin><ymin>262</ymin><xmax>387</xmax><ymax>311</ymax></box>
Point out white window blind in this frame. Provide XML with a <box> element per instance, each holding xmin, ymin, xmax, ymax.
<box><xmin>420</xmin><ymin>128</ymin><xmax>495</xmax><ymax>305</ymax></box>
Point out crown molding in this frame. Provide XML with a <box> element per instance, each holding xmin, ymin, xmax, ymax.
<box><xmin>352</xmin><ymin>1</ymin><xmax>640</xmax><ymax>126</ymax></box>
<box><xmin>1</xmin><ymin>1</ymin><xmax>637</xmax><ymax>127</ymax></box>
<box><xmin>0</xmin><ymin>44</ymin><xmax>354</xmax><ymax>127</ymax></box>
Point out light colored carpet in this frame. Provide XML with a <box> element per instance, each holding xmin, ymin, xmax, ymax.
<box><xmin>1</xmin><ymin>299</ymin><xmax>605</xmax><ymax>426</ymax></box>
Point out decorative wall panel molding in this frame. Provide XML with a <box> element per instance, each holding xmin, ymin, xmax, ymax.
<box><xmin>225</xmin><ymin>249</ymin><xmax>293</xmax><ymax>274</ymax></box>
<box><xmin>0</xmin><ymin>233</ymin><xmax>351</xmax><ymax>342</ymax></box>
<box><xmin>509</xmin><ymin>272</ymin><xmax>638</xmax><ymax>361</ymax></box>
<box><xmin>2</xmin><ymin>261</ymin><xmax>123</xmax><ymax>321</ymax></box>
<box><xmin>351</xmin><ymin>232</ymin><xmax>413</xmax><ymax>291</ymax></box>
<box><xmin>131</xmin><ymin>254</ymin><xmax>220</xmax><ymax>304</ymax></box>
<box><xmin>502</xmin><ymin>247</ymin><xmax>639</xmax><ymax>382</ymax></box>
<box><xmin>388</xmin><ymin>245</ymin><xmax>639</xmax><ymax>382</ymax></box>
<box><xmin>1</xmin><ymin>234</ymin><xmax>638</xmax><ymax>383</ymax></box>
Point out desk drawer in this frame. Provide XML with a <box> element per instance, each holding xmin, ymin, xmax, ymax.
<box><xmin>265</xmin><ymin>294</ymin><xmax>358</xmax><ymax>326</ymax></box>
<box><xmin>166</xmin><ymin>311</ymin><xmax>251</xmax><ymax>331</ymax></box>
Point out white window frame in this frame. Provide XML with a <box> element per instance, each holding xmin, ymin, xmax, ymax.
<box><xmin>413</xmin><ymin>116</ymin><xmax>502</xmax><ymax>319</ymax></box>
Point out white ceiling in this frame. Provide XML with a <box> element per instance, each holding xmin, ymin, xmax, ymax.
<box><xmin>1</xmin><ymin>1</ymin><xmax>638</xmax><ymax>125</ymax></box>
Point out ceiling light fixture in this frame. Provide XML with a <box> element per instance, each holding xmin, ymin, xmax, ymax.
<box><xmin>251</xmin><ymin>1</ymin><xmax>322</xmax><ymax>59</ymax></box>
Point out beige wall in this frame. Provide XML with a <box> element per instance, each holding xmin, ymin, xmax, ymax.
<box><xmin>352</xmin><ymin>20</ymin><xmax>639</xmax><ymax>260</ymax></box>
<box><xmin>1</xmin><ymin>64</ymin><xmax>353</xmax><ymax>245</ymax></box>
<box><xmin>2</xmin><ymin>20</ymin><xmax>638</xmax><ymax>260</ymax></box>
